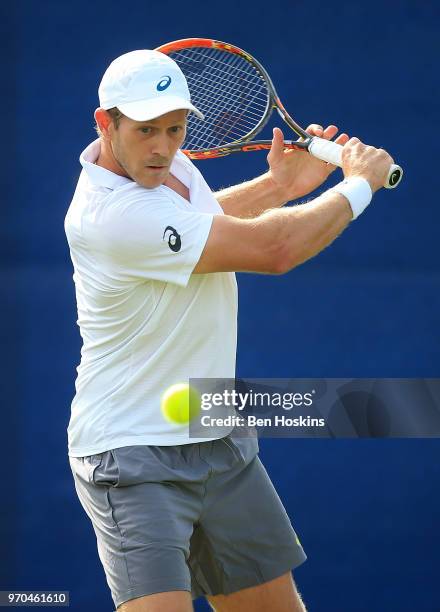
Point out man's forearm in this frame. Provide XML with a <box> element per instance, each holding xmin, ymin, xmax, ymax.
<box><xmin>193</xmin><ymin>187</ymin><xmax>354</xmax><ymax>275</ymax></box>
<box><xmin>254</xmin><ymin>190</ymin><xmax>353</xmax><ymax>273</ymax></box>
<box><xmin>214</xmin><ymin>172</ymin><xmax>289</xmax><ymax>218</ymax></box>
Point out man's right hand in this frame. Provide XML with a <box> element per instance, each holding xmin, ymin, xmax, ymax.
<box><xmin>341</xmin><ymin>137</ymin><xmax>394</xmax><ymax>193</ymax></box>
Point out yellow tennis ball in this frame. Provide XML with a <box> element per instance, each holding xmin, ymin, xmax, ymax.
<box><xmin>161</xmin><ymin>383</ymin><xmax>201</xmax><ymax>424</ymax></box>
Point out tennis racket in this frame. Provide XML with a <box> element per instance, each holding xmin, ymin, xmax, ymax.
<box><xmin>156</xmin><ymin>38</ymin><xmax>403</xmax><ymax>189</ymax></box>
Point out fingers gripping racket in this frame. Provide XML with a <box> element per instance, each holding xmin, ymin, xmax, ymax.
<box><xmin>156</xmin><ymin>38</ymin><xmax>403</xmax><ymax>189</ymax></box>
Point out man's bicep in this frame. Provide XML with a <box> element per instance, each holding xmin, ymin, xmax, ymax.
<box><xmin>96</xmin><ymin>196</ymin><xmax>214</xmax><ymax>286</ymax></box>
<box><xmin>193</xmin><ymin>214</ymin><xmax>277</xmax><ymax>274</ymax></box>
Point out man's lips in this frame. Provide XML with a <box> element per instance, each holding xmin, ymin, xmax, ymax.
<box><xmin>145</xmin><ymin>166</ymin><xmax>168</xmax><ymax>174</ymax></box>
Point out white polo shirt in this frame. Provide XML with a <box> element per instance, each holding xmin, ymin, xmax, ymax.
<box><xmin>65</xmin><ymin>139</ymin><xmax>237</xmax><ymax>457</ymax></box>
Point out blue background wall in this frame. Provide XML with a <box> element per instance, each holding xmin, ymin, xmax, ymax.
<box><xmin>4</xmin><ymin>1</ymin><xmax>440</xmax><ymax>610</ymax></box>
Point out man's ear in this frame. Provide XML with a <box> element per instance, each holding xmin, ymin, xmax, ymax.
<box><xmin>94</xmin><ymin>108</ymin><xmax>112</xmax><ymax>138</ymax></box>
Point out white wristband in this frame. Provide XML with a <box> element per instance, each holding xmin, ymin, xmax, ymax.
<box><xmin>331</xmin><ymin>176</ymin><xmax>373</xmax><ymax>220</ymax></box>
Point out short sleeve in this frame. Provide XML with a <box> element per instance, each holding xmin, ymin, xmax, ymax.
<box><xmin>92</xmin><ymin>190</ymin><xmax>214</xmax><ymax>287</ymax></box>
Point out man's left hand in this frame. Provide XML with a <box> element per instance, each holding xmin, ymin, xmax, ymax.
<box><xmin>267</xmin><ymin>124</ymin><xmax>350</xmax><ymax>202</ymax></box>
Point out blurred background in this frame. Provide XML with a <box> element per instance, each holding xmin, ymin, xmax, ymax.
<box><xmin>3</xmin><ymin>0</ymin><xmax>439</xmax><ymax>610</ymax></box>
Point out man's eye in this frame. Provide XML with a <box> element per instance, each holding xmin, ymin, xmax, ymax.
<box><xmin>170</xmin><ymin>126</ymin><xmax>183</xmax><ymax>133</ymax></box>
<box><xmin>140</xmin><ymin>127</ymin><xmax>151</xmax><ymax>134</ymax></box>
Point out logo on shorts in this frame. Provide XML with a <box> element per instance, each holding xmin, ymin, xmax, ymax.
<box><xmin>157</xmin><ymin>76</ymin><xmax>172</xmax><ymax>91</ymax></box>
<box><xmin>163</xmin><ymin>226</ymin><xmax>181</xmax><ymax>252</ymax></box>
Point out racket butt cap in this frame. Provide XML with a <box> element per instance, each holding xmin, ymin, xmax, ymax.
<box><xmin>385</xmin><ymin>165</ymin><xmax>403</xmax><ymax>189</ymax></box>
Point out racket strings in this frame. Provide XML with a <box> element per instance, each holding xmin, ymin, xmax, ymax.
<box><xmin>182</xmin><ymin>68</ymin><xmax>263</xmax><ymax>144</ymax></box>
<box><xmin>182</xmin><ymin>53</ymin><xmax>268</xmax><ymax>114</ymax></box>
<box><xmin>168</xmin><ymin>47</ymin><xmax>270</xmax><ymax>150</ymax></box>
<box><xmin>192</xmin><ymin>69</ymin><xmax>268</xmax><ymax>122</ymax></box>
<box><xmin>187</xmin><ymin>54</ymin><xmax>268</xmax><ymax>147</ymax></box>
<box><xmin>173</xmin><ymin>49</ymin><xmax>264</xmax><ymax>146</ymax></box>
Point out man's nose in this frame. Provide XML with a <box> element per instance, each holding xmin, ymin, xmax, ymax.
<box><xmin>150</xmin><ymin>132</ymin><xmax>170</xmax><ymax>158</ymax></box>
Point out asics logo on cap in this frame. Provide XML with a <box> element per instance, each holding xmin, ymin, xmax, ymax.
<box><xmin>157</xmin><ymin>76</ymin><xmax>172</xmax><ymax>91</ymax></box>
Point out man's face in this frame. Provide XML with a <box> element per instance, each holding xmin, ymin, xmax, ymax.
<box><xmin>108</xmin><ymin>109</ymin><xmax>187</xmax><ymax>188</ymax></box>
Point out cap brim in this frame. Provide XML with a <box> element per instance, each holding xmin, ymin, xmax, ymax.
<box><xmin>116</xmin><ymin>96</ymin><xmax>204</xmax><ymax>121</ymax></box>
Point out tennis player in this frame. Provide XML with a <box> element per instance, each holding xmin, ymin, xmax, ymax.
<box><xmin>65</xmin><ymin>50</ymin><xmax>393</xmax><ymax>612</ymax></box>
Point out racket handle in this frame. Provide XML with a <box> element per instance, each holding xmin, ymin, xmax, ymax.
<box><xmin>307</xmin><ymin>137</ymin><xmax>403</xmax><ymax>189</ymax></box>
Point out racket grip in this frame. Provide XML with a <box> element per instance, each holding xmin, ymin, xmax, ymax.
<box><xmin>307</xmin><ymin>137</ymin><xmax>403</xmax><ymax>189</ymax></box>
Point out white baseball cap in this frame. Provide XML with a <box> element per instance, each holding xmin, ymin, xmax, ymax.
<box><xmin>98</xmin><ymin>49</ymin><xmax>204</xmax><ymax>122</ymax></box>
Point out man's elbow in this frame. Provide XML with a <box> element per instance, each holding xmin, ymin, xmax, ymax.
<box><xmin>264</xmin><ymin>240</ymin><xmax>299</xmax><ymax>275</ymax></box>
<box><xmin>247</xmin><ymin>217</ymin><xmax>300</xmax><ymax>275</ymax></box>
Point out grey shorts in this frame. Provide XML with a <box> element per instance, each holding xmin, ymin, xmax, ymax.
<box><xmin>69</xmin><ymin>435</ymin><xmax>307</xmax><ymax>609</ymax></box>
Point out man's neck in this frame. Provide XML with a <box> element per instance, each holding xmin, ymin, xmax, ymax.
<box><xmin>95</xmin><ymin>140</ymin><xmax>129</xmax><ymax>177</ymax></box>
<box><xmin>94</xmin><ymin>138</ymin><xmax>190</xmax><ymax>202</ymax></box>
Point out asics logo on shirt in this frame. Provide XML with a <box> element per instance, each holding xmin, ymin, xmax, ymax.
<box><xmin>163</xmin><ymin>226</ymin><xmax>181</xmax><ymax>252</ymax></box>
<box><xmin>157</xmin><ymin>76</ymin><xmax>172</xmax><ymax>91</ymax></box>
